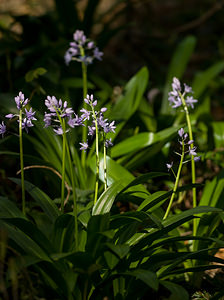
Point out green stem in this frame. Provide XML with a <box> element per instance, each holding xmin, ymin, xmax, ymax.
<box><xmin>179</xmin><ymin>93</ymin><xmax>197</xmax><ymax>236</ymax></box>
<box><xmin>90</xmin><ymin>104</ymin><xmax>99</xmax><ymax>204</ymax></box>
<box><xmin>65</xmin><ymin>139</ymin><xmax>78</xmax><ymax>251</ymax></box>
<box><xmin>163</xmin><ymin>140</ymin><xmax>185</xmax><ymax>220</ymax></box>
<box><xmin>103</xmin><ymin>135</ymin><xmax>107</xmax><ymax>191</ymax></box>
<box><xmin>80</xmin><ymin>47</ymin><xmax>88</xmax><ymax>168</ymax></box>
<box><xmin>61</xmin><ymin>119</ymin><xmax>66</xmax><ymax>213</ymax></box>
<box><xmin>19</xmin><ymin>110</ymin><xmax>25</xmax><ymax>215</ymax></box>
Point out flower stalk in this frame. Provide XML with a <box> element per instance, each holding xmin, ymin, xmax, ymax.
<box><xmin>164</xmin><ymin>138</ymin><xmax>185</xmax><ymax>220</ymax></box>
<box><xmin>179</xmin><ymin>92</ymin><xmax>197</xmax><ymax>236</ymax></box>
<box><xmin>19</xmin><ymin>109</ymin><xmax>25</xmax><ymax>215</ymax></box>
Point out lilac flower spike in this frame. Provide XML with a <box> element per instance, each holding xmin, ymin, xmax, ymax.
<box><xmin>168</xmin><ymin>77</ymin><xmax>198</xmax><ymax>109</ymax></box>
<box><xmin>65</xmin><ymin>29</ymin><xmax>103</xmax><ymax>65</ymax></box>
<box><xmin>5</xmin><ymin>92</ymin><xmax>36</xmax><ymax>133</ymax></box>
<box><xmin>14</xmin><ymin>92</ymin><xmax>29</xmax><ymax>110</ymax></box>
<box><xmin>44</xmin><ymin>95</ymin><xmax>82</xmax><ymax>134</ymax></box>
<box><xmin>0</xmin><ymin>121</ymin><xmax>6</xmax><ymax>137</ymax></box>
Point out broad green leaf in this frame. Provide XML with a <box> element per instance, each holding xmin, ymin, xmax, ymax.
<box><xmin>110</xmin><ymin>66</ymin><xmax>149</xmax><ymax>121</ymax></box>
<box><xmin>119</xmin><ymin>172</ymin><xmax>167</xmax><ymax>194</ymax></box>
<box><xmin>161</xmin><ymin>36</ymin><xmax>196</xmax><ymax>114</ymax></box>
<box><xmin>10</xmin><ymin>178</ymin><xmax>60</xmax><ymax>222</ymax></box>
<box><xmin>192</xmin><ymin>61</ymin><xmax>224</xmax><ymax>98</ymax></box>
<box><xmin>88</xmin><ymin>154</ymin><xmax>150</xmax><ymax>198</ymax></box>
<box><xmin>125</xmin><ymin>269</ymin><xmax>158</xmax><ymax>291</ymax></box>
<box><xmin>52</xmin><ymin>214</ymin><xmax>75</xmax><ymax>252</ymax></box>
<box><xmin>106</xmin><ymin>243</ymin><xmax>130</xmax><ymax>259</ymax></box>
<box><xmin>111</xmin><ymin>126</ymin><xmax>180</xmax><ymax>158</ymax></box>
<box><xmin>1</xmin><ymin>218</ymin><xmax>54</xmax><ymax>254</ymax></box>
<box><xmin>163</xmin><ymin>206</ymin><xmax>222</xmax><ymax>227</ymax></box>
<box><xmin>0</xmin><ymin>221</ymin><xmax>51</xmax><ymax>261</ymax></box>
<box><xmin>160</xmin><ymin>280</ymin><xmax>189</xmax><ymax>300</ymax></box>
<box><xmin>212</xmin><ymin>122</ymin><xmax>224</xmax><ymax>148</ymax></box>
<box><xmin>92</xmin><ymin>181</ymin><xmax>124</xmax><ymax>215</ymax></box>
<box><xmin>0</xmin><ymin>197</ymin><xmax>26</xmax><ymax>219</ymax></box>
<box><xmin>197</xmin><ymin>170</ymin><xmax>224</xmax><ymax>208</ymax></box>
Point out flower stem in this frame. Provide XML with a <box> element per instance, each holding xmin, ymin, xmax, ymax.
<box><xmin>80</xmin><ymin>47</ymin><xmax>88</xmax><ymax>169</ymax></box>
<box><xmin>90</xmin><ymin>104</ymin><xmax>99</xmax><ymax>204</ymax></box>
<box><xmin>65</xmin><ymin>139</ymin><xmax>78</xmax><ymax>251</ymax></box>
<box><xmin>61</xmin><ymin>119</ymin><xmax>66</xmax><ymax>213</ymax></box>
<box><xmin>163</xmin><ymin>140</ymin><xmax>185</xmax><ymax>220</ymax></box>
<box><xmin>180</xmin><ymin>93</ymin><xmax>197</xmax><ymax>236</ymax></box>
<box><xmin>103</xmin><ymin>135</ymin><xmax>107</xmax><ymax>191</ymax></box>
<box><xmin>19</xmin><ymin>109</ymin><xmax>25</xmax><ymax>215</ymax></box>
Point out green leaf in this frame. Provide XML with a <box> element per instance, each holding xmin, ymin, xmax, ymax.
<box><xmin>192</xmin><ymin>61</ymin><xmax>224</xmax><ymax>98</ymax></box>
<box><xmin>0</xmin><ymin>221</ymin><xmax>51</xmax><ymax>261</ymax></box>
<box><xmin>111</xmin><ymin>66</ymin><xmax>149</xmax><ymax>121</ymax></box>
<box><xmin>212</xmin><ymin>122</ymin><xmax>224</xmax><ymax>148</ymax></box>
<box><xmin>92</xmin><ymin>181</ymin><xmax>124</xmax><ymax>215</ymax></box>
<box><xmin>111</xmin><ymin>126</ymin><xmax>181</xmax><ymax>158</ymax></box>
<box><xmin>25</xmin><ymin>67</ymin><xmax>47</xmax><ymax>82</ymax></box>
<box><xmin>119</xmin><ymin>172</ymin><xmax>167</xmax><ymax>194</ymax></box>
<box><xmin>106</xmin><ymin>243</ymin><xmax>130</xmax><ymax>259</ymax></box>
<box><xmin>1</xmin><ymin>218</ymin><xmax>54</xmax><ymax>254</ymax></box>
<box><xmin>88</xmin><ymin>154</ymin><xmax>150</xmax><ymax>199</ymax></box>
<box><xmin>163</xmin><ymin>206</ymin><xmax>222</xmax><ymax>227</ymax></box>
<box><xmin>9</xmin><ymin>178</ymin><xmax>60</xmax><ymax>222</ymax></box>
<box><xmin>125</xmin><ymin>269</ymin><xmax>158</xmax><ymax>291</ymax></box>
<box><xmin>161</xmin><ymin>36</ymin><xmax>196</xmax><ymax>114</ymax></box>
<box><xmin>0</xmin><ymin>197</ymin><xmax>26</xmax><ymax>219</ymax></box>
<box><xmin>61</xmin><ymin>77</ymin><xmax>95</xmax><ymax>89</ymax></box>
<box><xmin>199</xmin><ymin>170</ymin><xmax>224</xmax><ymax>208</ymax></box>
<box><xmin>160</xmin><ymin>280</ymin><xmax>189</xmax><ymax>300</ymax></box>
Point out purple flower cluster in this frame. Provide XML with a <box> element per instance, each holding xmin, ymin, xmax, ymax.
<box><xmin>44</xmin><ymin>96</ymin><xmax>83</xmax><ymax>135</ymax></box>
<box><xmin>79</xmin><ymin>94</ymin><xmax>116</xmax><ymax>151</ymax></box>
<box><xmin>5</xmin><ymin>92</ymin><xmax>36</xmax><ymax>133</ymax></box>
<box><xmin>0</xmin><ymin>121</ymin><xmax>6</xmax><ymax>137</ymax></box>
<box><xmin>64</xmin><ymin>30</ymin><xmax>103</xmax><ymax>65</ymax></box>
<box><xmin>166</xmin><ymin>128</ymin><xmax>200</xmax><ymax>170</ymax></box>
<box><xmin>168</xmin><ymin>77</ymin><xmax>198</xmax><ymax>109</ymax></box>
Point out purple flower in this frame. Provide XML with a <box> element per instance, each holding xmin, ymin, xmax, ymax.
<box><xmin>168</xmin><ymin>78</ymin><xmax>197</xmax><ymax>109</ymax></box>
<box><xmin>14</xmin><ymin>92</ymin><xmax>29</xmax><ymax>110</ymax></box>
<box><xmin>67</xmin><ymin>114</ymin><xmax>83</xmax><ymax>128</ymax></box>
<box><xmin>21</xmin><ymin>118</ymin><xmax>34</xmax><ymax>133</ymax></box>
<box><xmin>25</xmin><ymin>108</ymin><xmax>37</xmax><ymax>121</ymax></box>
<box><xmin>65</xmin><ymin>30</ymin><xmax>103</xmax><ymax>66</ymax></box>
<box><xmin>88</xmin><ymin>125</ymin><xmax>95</xmax><ymax>136</ymax></box>
<box><xmin>5</xmin><ymin>113</ymin><xmax>15</xmax><ymax>119</ymax></box>
<box><xmin>178</xmin><ymin>128</ymin><xmax>185</xmax><ymax>138</ymax></box>
<box><xmin>105</xmin><ymin>138</ymin><xmax>113</xmax><ymax>148</ymax></box>
<box><xmin>184</xmin><ymin>83</ymin><xmax>193</xmax><ymax>94</ymax></box>
<box><xmin>80</xmin><ymin>108</ymin><xmax>91</xmax><ymax>121</ymax></box>
<box><xmin>80</xmin><ymin>141</ymin><xmax>88</xmax><ymax>151</ymax></box>
<box><xmin>44</xmin><ymin>95</ymin><xmax>80</xmax><ymax>134</ymax></box>
<box><xmin>43</xmin><ymin>113</ymin><xmax>52</xmax><ymax>128</ymax></box>
<box><xmin>185</xmin><ymin>96</ymin><xmax>198</xmax><ymax>109</ymax></box>
<box><xmin>93</xmin><ymin>47</ymin><xmax>103</xmax><ymax>60</ymax></box>
<box><xmin>189</xmin><ymin>146</ymin><xmax>197</xmax><ymax>156</ymax></box>
<box><xmin>194</xmin><ymin>156</ymin><xmax>201</xmax><ymax>162</ymax></box>
<box><xmin>166</xmin><ymin>161</ymin><xmax>173</xmax><ymax>171</ymax></box>
<box><xmin>73</xmin><ymin>30</ymin><xmax>86</xmax><ymax>44</ymax></box>
<box><xmin>53</xmin><ymin>127</ymin><xmax>64</xmax><ymax>135</ymax></box>
<box><xmin>0</xmin><ymin>121</ymin><xmax>6</xmax><ymax>137</ymax></box>
<box><xmin>172</xmin><ymin>77</ymin><xmax>181</xmax><ymax>92</ymax></box>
